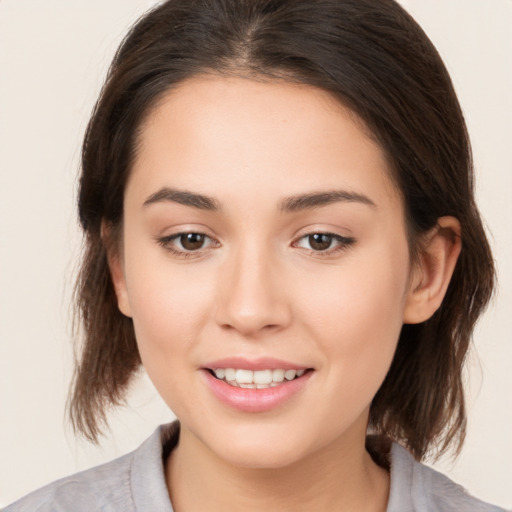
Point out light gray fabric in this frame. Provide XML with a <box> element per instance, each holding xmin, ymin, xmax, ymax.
<box><xmin>4</xmin><ymin>423</ymin><xmax>178</xmax><ymax>512</ymax></box>
<box><xmin>5</xmin><ymin>422</ymin><xmax>506</xmax><ymax>512</ymax></box>
<box><xmin>386</xmin><ymin>443</ymin><xmax>506</xmax><ymax>512</ymax></box>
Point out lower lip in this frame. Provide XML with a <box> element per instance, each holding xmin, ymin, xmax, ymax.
<box><xmin>202</xmin><ymin>370</ymin><xmax>313</xmax><ymax>413</ymax></box>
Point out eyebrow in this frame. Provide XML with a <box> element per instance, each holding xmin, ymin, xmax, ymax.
<box><xmin>142</xmin><ymin>187</ymin><xmax>376</xmax><ymax>212</ymax></box>
<box><xmin>143</xmin><ymin>187</ymin><xmax>220</xmax><ymax>211</ymax></box>
<box><xmin>280</xmin><ymin>190</ymin><xmax>376</xmax><ymax>212</ymax></box>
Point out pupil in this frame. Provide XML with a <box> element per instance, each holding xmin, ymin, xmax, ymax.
<box><xmin>309</xmin><ymin>233</ymin><xmax>332</xmax><ymax>251</ymax></box>
<box><xmin>181</xmin><ymin>233</ymin><xmax>204</xmax><ymax>250</ymax></box>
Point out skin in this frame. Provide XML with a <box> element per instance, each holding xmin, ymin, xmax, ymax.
<box><xmin>109</xmin><ymin>76</ymin><xmax>461</xmax><ymax>512</ymax></box>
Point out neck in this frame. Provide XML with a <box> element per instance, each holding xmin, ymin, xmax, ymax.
<box><xmin>166</xmin><ymin>420</ymin><xmax>389</xmax><ymax>512</ymax></box>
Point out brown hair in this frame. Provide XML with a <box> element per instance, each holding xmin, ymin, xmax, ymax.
<box><xmin>69</xmin><ymin>0</ymin><xmax>495</xmax><ymax>460</ymax></box>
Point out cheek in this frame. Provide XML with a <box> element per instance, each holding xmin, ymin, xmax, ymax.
<box><xmin>297</xmin><ymin>245</ymin><xmax>410</xmax><ymax>384</ymax></box>
<box><xmin>130</xmin><ymin>277</ymin><xmax>209</xmax><ymax>338</ymax></box>
<box><xmin>126</xmin><ymin>272</ymin><xmax>215</xmax><ymax>417</ymax></box>
<box><xmin>121</xmin><ymin>242</ymin><xmax>215</xmax><ymax>386</ymax></box>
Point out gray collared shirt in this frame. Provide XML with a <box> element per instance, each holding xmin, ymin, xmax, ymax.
<box><xmin>4</xmin><ymin>422</ymin><xmax>506</xmax><ymax>511</ymax></box>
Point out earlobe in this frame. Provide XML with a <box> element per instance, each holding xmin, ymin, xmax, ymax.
<box><xmin>102</xmin><ymin>222</ymin><xmax>132</xmax><ymax>318</ymax></box>
<box><xmin>403</xmin><ymin>216</ymin><xmax>462</xmax><ymax>324</ymax></box>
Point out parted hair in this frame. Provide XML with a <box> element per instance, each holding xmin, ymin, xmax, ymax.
<box><xmin>70</xmin><ymin>0</ymin><xmax>495</xmax><ymax>460</ymax></box>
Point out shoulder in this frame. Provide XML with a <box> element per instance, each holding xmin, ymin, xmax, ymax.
<box><xmin>3</xmin><ymin>423</ymin><xmax>178</xmax><ymax>512</ymax></box>
<box><xmin>3</xmin><ymin>452</ymin><xmax>134</xmax><ymax>512</ymax></box>
<box><xmin>387</xmin><ymin>442</ymin><xmax>507</xmax><ymax>512</ymax></box>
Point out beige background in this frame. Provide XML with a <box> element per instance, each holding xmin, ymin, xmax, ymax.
<box><xmin>0</xmin><ymin>0</ymin><xmax>511</xmax><ymax>508</ymax></box>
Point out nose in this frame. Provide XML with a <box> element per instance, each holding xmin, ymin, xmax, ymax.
<box><xmin>214</xmin><ymin>244</ymin><xmax>292</xmax><ymax>337</ymax></box>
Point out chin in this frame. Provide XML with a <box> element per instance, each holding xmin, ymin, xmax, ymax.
<box><xmin>199</xmin><ymin>421</ymin><xmax>318</xmax><ymax>470</ymax></box>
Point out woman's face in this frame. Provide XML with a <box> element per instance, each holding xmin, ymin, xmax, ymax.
<box><xmin>114</xmin><ymin>76</ymin><xmax>416</xmax><ymax>468</ymax></box>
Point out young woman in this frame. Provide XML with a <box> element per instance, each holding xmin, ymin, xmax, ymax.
<box><xmin>5</xmin><ymin>0</ymin><xmax>507</xmax><ymax>510</ymax></box>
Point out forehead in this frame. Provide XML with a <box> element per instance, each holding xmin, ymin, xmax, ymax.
<box><xmin>128</xmin><ymin>76</ymin><xmax>401</xmax><ymax>212</ymax></box>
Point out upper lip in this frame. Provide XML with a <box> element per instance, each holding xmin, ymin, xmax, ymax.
<box><xmin>202</xmin><ymin>357</ymin><xmax>311</xmax><ymax>371</ymax></box>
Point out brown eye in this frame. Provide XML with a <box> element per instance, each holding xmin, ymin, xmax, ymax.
<box><xmin>308</xmin><ymin>233</ymin><xmax>333</xmax><ymax>251</ymax></box>
<box><xmin>293</xmin><ymin>232</ymin><xmax>355</xmax><ymax>255</ymax></box>
<box><xmin>179</xmin><ymin>233</ymin><xmax>206</xmax><ymax>251</ymax></box>
<box><xmin>156</xmin><ymin>231</ymin><xmax>218</xmax><ymax>257</ymax></box>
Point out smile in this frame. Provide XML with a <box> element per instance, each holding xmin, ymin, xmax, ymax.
<box><xmin>211</xmin><ymin>368</ymin><xmax>307</xmax><ymax>388</ymax></box>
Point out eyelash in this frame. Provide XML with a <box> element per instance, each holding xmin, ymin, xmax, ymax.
<box><xmin>292</xmin><ymin>233</ymin><xmax>355</xmax><ymax>257</ymax></box>
<box><xmin>156</xmin><ymin>231</ymin><xmax>355</xmax><ymax>259</ymax></box>
<box><xmin>156</xmin><ymin>232</ymin><xmax>218</xmax><ymax>259</ymax></box>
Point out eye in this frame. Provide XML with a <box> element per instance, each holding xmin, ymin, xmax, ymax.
<box><xmin>294</xmin><ymin>232</ymin><xmax>355</xmax><ymax>254</ymax></box>
<box><xmin>302</xmin><ymin>233</ymin><xmax>335</xmax><ymax>251</ymax></box>
<box><xmin>157</xmin><ymin>231</ymin><xmax>218</xmax><ymax>256</ymax></box>
<box><xmin>175</xmin><ymin>232</ymin><xmax>208</xmax><ymax>251</ymax></box>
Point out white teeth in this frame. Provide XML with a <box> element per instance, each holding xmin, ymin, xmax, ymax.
<box><xmin>224</xmin><ymin>368</ymin><xmax>236</xmax><ymax>381</ymax></box>
<box><xmin>214</xmin><ymin>368</ymin><xmax>225</xmax><ymax>379</ymax></box>
<box><xmin>284</xmin><ymin>369</ymin><xmax>297</xmax><ymax>380</ymax></box>
<box><xmin>235</xmin><ymin>369</ymin><xmax>253</xmax><ymax>384</ymax></box>
<box><xmin>212</xmin><ymin>367</ymin><xmax>308</xmax><ymax>387</ymax></box>
<box><xmin>253</xmin><ymin>369</ymin><xmax>273</xmax><ymax>385</ymax></box>
<box><xmin>272</xmin><ymin>369</ymin><xmax>285</xmax><ymax>382</ymax></box>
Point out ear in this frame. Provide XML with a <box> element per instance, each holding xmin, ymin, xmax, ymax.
<box><xmin>403</xmin><ymin>216</ymin><xmax>461</xmax><ymax>324</ymax></box>
<box><xmin>102</xmin><ymin>221</ymin><xmax>132</xmax><ymax>318</ymax></box>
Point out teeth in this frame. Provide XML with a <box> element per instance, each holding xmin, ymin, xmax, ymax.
<box><xmin>224</xmin><ymin>368</ymin><xmax>236</xmax><ymax>381</ymax></box>
<box><xmin>212</xmin><ymin>367</ymin><xmax>308</xmax><ymax>388</ymax></box>
<box><xmin>253</xmin><ymin>369</ymin><xmax>273</xmax><ymax>385</ymax></box>
<box><xmin>214</xmin><ymin>368</ymin><xmax>225</xmax><ymax>379</ymax></box>
<box><xmin>272</xmin><ymin>369</ymin><xmax>285</xmax><ymax>382</ymax></box>
<box><xmin>235</xmin><ymin>369</ymin><xmax>253</xmax><ymax>384</ymax></box>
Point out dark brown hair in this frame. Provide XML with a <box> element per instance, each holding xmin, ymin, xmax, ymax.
<box><xmin>69</xmin><ymin>0</ymin><xmax>495</xmax><ymax>460</ymax></box>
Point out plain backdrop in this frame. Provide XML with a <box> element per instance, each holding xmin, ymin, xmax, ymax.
<box><xmin>0</xmin><ymin>0</ymin><xmax>511</xmax><ymax>508</ymax></box>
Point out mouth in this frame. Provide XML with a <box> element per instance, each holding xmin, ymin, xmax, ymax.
<box><xmin>207</xmin><ymin>368</ymin><xmax>312</xmax><ymax>389</ymax></box>
<box><xmin>202</xmin><ymin>360</ymin><xmax>314</xmax><ymax>412</ymax></box>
